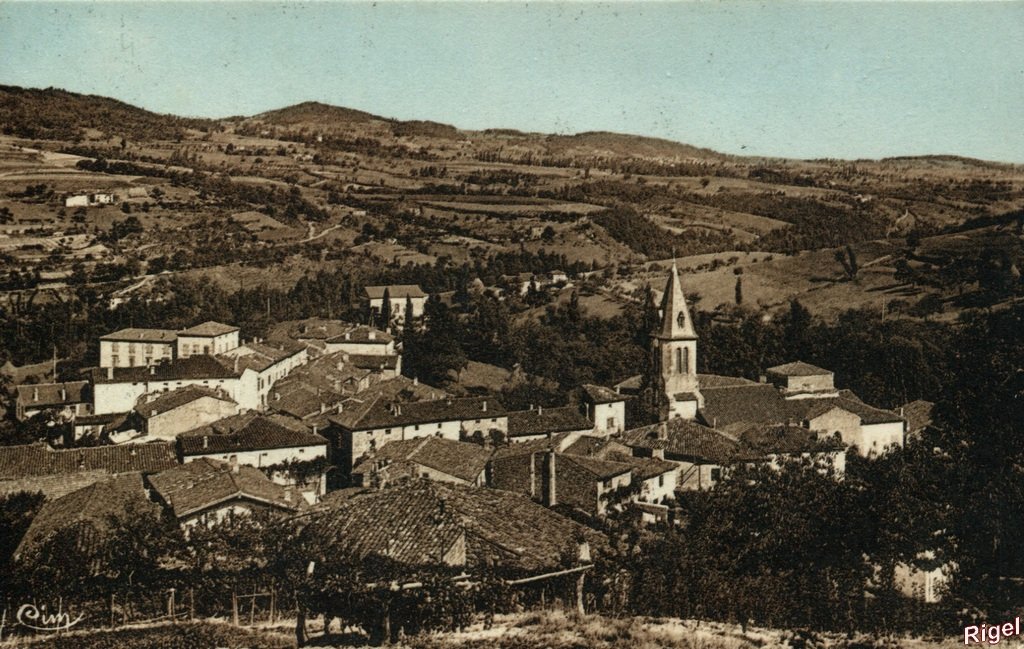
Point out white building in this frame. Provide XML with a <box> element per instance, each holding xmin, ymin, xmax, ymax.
<box><xmin>99</xmin><ymin>328</ymin><xmax>177</xmax><ymax>368</ymax></box>
<box><xmin>365</xmin><ymin>284</ymin><xmax>427</xmax><ymax>324</ymax></box>
<box><xmin>177</xmin><ymin>321</ymin><xmax>240</xmax><ymax>358</ymax></box>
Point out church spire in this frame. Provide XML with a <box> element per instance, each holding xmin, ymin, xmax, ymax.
<box><xmin>657</xmin><ymin>259</ymin><xmax>696</xmax><ymax>340</ymax></box>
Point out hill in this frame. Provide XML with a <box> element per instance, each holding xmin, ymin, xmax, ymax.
<box><xmin>0</xmin><ymin>85</ymin><xmax>214</xmax><ymax>141</ymax></box>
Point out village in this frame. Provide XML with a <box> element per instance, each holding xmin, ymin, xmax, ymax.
<box><xmin>0</xmin><ymin>259</ymin><xmax>944</xmax><ymax>633</ymax></box>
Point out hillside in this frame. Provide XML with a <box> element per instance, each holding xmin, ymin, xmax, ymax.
<box><xmin>0</xmin><ymin>84</ymin><xmax>1022</xmax><ymax>326</ymax></box>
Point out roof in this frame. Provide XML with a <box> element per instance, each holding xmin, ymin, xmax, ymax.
<box><xmin>16</xmin><ymin>381</ymin><xmax>89</xmax><ymax>408</ymax></box>
<box><xmin>270</xmin><ymin>319</ymin><xmax>392</xmax><ymax>344</ymax></box>
<box><xmin>134</xmin><ymin>385</ymin><xmax>235</xmax><ymax>419</ymax></box>
<box><xmin>100</xmin><ymin>328</ymin><xmax>177</xmax><ymax>343</ymax></box>
<box><xmin>700</xmin><ymin>383</ymin><xmax>904</xmax><ymax>431</ymax></box>
<box><xmin>492</xmin><ymin>432</ymin><xmax>574</xmax><ymax>460</ymax></box>
<box><xmin>364</xmin><ymin>284</ymin><xmax>427</xmax><ymax>299</ymax></box>
<box><xmin>16</xmin><ymin>473</ymin><xmax>159</xmax><ymax>559</ymax></box>
<box><xmin>217</xmin><ymin>340</ymin><xmax>305</xmax><ymax>373</ymax></box>
<box><xmin>348</xmin><ymin>354</ymin><xmax>400</xmax><ymax>370</ymax></box>
<box><xmin>613</xmin><ymin>454</ymin><xmax>678</xmax><ymax>481</ymax></box>
<box><xmin>179</xmin><ymin>415</ymin><xmax>327</xmax><ymax>455</ymax></box>
<box><xmin>331</xmin><ymin>395</ymin><xmax>505</xmax><ymax>431</ymax></box>
<box><xmin>901</xmin><ymin>400</ymin><xmax>935</xmax><ymax>434</ymax></box>
<box><xmin>656</xmin><ymin>260</ymin><xmax>696</xmax><ymax>340</ymax></box>
<box><xmin>302</xmin><ymin>481</ymin><xmax>605</xmax><ymax>570</ymax></box>
<box><xmin>270</xmin><ymin>385</ymin><xmax>346</xmax><ymax>421</ymax></box>
<box><xmin>353</xmin><ymin>437</ymin><xmax>492</xmax><ymax>484</ymax></box>
<box><xmin>580</xmin><ymin>384</ymin><xmax>625</xmax><ymax>405</ymax></box>
<box><xmin>90</xmin><ymin>355</ymin><xmax>239</xmax><ymax>384</ymax></box>
<box><xmin>613</xmin><ymin>375</ymin><xmax>643</xmax><ymax>393</ymax></box>
<box><xmin>178</xmin><ymin>321</ymin><xmax>239</xmax><ymax>337</ymax></box>
<box><xmin>148</xmin><ymin>458</ymin><xmax>303</xmax><ymax>518</ymax></box>
<box><xmin>563</xmin><ymin>435</ymin><xmax>613</xmax><ymax>457</ymax></box>
<box><xmin>766</xmin><ymin>361</ymin><xmax>832</xmax><ymax>377</ymax></box>
<box><xmin>558</xmin><ymin>454</ymin><xmax>633</xmax><ymax>480</ymax></box>
<box><xmin>0</xmin><ymin>442</ymin><xmax>178</xmax><ymax>479</ymax></box>
<box><xmin>622</xmin><ymin>419</ymin><xmax>741</xmax><ymax>464</ymax></box>
<box><xmin>507</xmin><ymin>406</ymin><xmax>593</xmax><ymax>438</ymax></box>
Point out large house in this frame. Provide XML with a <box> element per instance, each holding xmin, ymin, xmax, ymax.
<box><xmin>365</xmin><ymin>284</ymin><xmax>427</xmax><ymax>324</ymax></box>
<box><xmin>269</xmin><ymin>318</ymin><xmax>397</xmax><ymax>357</ymax></box>
<box><xmin>327</xmin><ymin>395</ymin><xmax>507</xmax><ymax>474</ymax></box>
<box><xmin>177</xmin><ymin>413</ymin><xmax>329</xmax><ymax>502</ymax></box>
<box><xmin>130</xmin><ymin>385</ymin><xmax>239</xmax><ymax>441</ymax></box>
<box><xmin>147</xmin><ymin>458</ymin><xmax>304</xmax><ymax>528</ymax></box>
<box><xmin>15</xmin><ymin>381</ymin><xmax>90</xmax><ymax>422</ymax></box>
<box><xmin>98</xmin><ymin>321</ymin><xmax>240</xmax><ymax>369</ymax></box>
<box><xmin>351</xmin><ymin>437</ymin><xmax>492</xmax><ymax>488</ymax></box>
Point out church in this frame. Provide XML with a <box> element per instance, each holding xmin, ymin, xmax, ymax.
<box><xmin>623</xmin><ymin>260</ymin><xmax>906</xmax><ymax>460</ymax></box>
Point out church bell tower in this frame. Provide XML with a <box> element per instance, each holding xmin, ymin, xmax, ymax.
<box><xmin>652</xmin><ymin>260</ymin><xmax>702</xmax><ymax>420</ymax></box>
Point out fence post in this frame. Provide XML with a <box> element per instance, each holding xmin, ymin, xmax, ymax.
<box><xmin>575</xmin><ymin>572</ymin><xmax>585</xmax><ymax>615</ymax></box>
<box><xmin>232</xmin><ymin>591</ymin><xmax>239</xmax><ymax>626</ymax></box>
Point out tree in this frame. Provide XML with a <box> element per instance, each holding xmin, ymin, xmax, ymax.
<box><xmin>379</xmin><ymin>287</ymin><xmax>392</xmax><ymax>329</ymax></box>
<box><xmin>835</xmin><ymin>244</ymin><xmax>859</xmax><ymax>281</ymax></box>
<box><xmin>734</xmin><ymin>275</ymin><xmax>743</xmax><ymax>305</ymax></box>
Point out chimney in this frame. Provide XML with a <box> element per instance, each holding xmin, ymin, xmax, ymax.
<box><xmin>344</xmin><ymin>332</ymin><xmax>351</xmax><ymax>340</ymax></box>
<box><xmin>60</xmin><ymin>387</ymin><xmax>66</xmax><ymax>401</ymax></box>
<box><xmin>544</xmin><ymin>452</ymin><xmax>557</xmax><ymax>507</ymax></box>
<box><xmin>658</xmin><ymin>421</ymin><xmax>668</xmax><ymax>441</ymax></box>
<box><xmin>899</xmin><ymin>406</ymin><xmax>905</xmax><ymax>417</ymax></box>
<box><xmin>652</xmin><ymin>448</ymin><xmax>665</xmax><ymax>460</ymax></box>
<box><xmin>203</xmin><ymin>435</ymin><xmax>209</xmax><ymax>449</ymax></box>
<box><xmin>150</xmin><ymin>365</ymin><xmax>156</xmax><ymax>375</ymax></box>
<box><xmin>151</xmin><ymin>409</ymin><xmax>157</xmax><ymax>417</ymax></box>
<box><xmin>336</xmin><ymin>403</ymin><xmax>344</xmax><ymax>414</ymax></box>
<box><xmin>32</xmin><ymin>387</ymin><xmax>39</xmax><ymax>402</ymax></box>
<box><xmin>538</xmin><ymin>405</ymin><xmax>543</xmax><ymax>416</ymax></box>
<box><xmin>283</xmin><ymin>487</ymin><xmax>292</xmax><ymax>503</ymax></box>
<box><xmin>481</xmin><ymin>400</ymin><xmax>487</xmax><ymax>412</ymax></box>
<box><xmin>312</xmin><ymin>424</ymin><xmax>318</xmax><ymax>435</ymax></box>
<box><xmin>413</xmin><ymin>377</ymin><xmax>418</xmax><ymax>386</ymax></box>
<box><xmin>320</xmin><ymin>402</ymin><xmax>326</xmax><ymax>414</ymax></box>
<box><xmin>233</xmin><ymin>358</ymin><xmax>239</xmax><ymax>373</ymax></box>
<box><xmin>615</xmin><ymin>385</ymin><xmax>621</xmax><ymax>395</ymax></box>
<box><xmin>230</xmin><ymin>455</ymin><xmax>239</xmax><ymax>473</ymax></box>
<box><xmin>529</xmin><ymin>404</ymin><xmax>534</xmax><ymax>411</ymax></box>
<box><xmin>759</xmin><ymin>374</ymin><xmax>767</xmax><ymax>384</ymax></box>
<box><xmin>107</xmin><ymin>366</ymin><xmax>113</xmax><ymax>380</ymax></box>
<box><xmin>368</xmin><ymin>330</ymin><xmax>376</xmax><ymax>340</ymax></box>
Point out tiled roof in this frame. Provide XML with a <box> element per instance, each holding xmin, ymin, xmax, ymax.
<box><xmin>492</xmin><ymin>432</ymin><xmax>574</xmax><ymax>460</ymax></box>
<box><xmin>557</xmin><ymin>454</ymin><xmax>632</xmax><ymax>480</ymax></box>
<box><xmin>179</xmin><ymin>415</ymin><xmax>327</xmax><ymax>455</ymax></box>
<box><xmin>134</xmin><ymin>385</ymin><xmax>235</xmax><ymax>418</ymax></box>
<box><xmin>766</xmin><ymin>361</ymin><xmax>832</xmax><ymax>377</ymax></box>
<box><xmin>901</xmin><ymin>400</ymin><xmax>935</xmax><ymax>434</ymax></box>
<box><xmin>16</xmin><ymin>381</ymin><xmax>89</xmax><ymax>408</ymax></box>
<box><xmin>148</xmin><ymin>458</ymin><xmax>303</xmax><ymax>518</ymax></box>
<box><xmin>270</xmin><ymin>385</ymin><xmax>346</xmax><ymax>421</ymax></box>
<box><xmin>348</xmin><ymin>354</ymin><xmax>400</xmax><ymax>370</ymax></box>
<box><xmin>698</xmin><ymin>373</ymin><xmax>758</xmax><ymax>388</ymax></box>
<box><xmin>507</xmin><ymin>406</ymin><xmax>592</xmax><ymax>438</ymax></box>
<box><xmin>800</xmin><ymin>391</ymin><xmax>905</xmax><ymax>425</ymax></box>
<box><xmin>100</xmin><ymin>328</ymin><xmax>177</xmax><ymax>343</ymax></box>
<box><xmin>303</xmin><ymin>481</ymin><xmax>604</xmax><ymax>570</ymax></box>
<box><xmin>364</xmin><ymin>284</ymin><xmax>427</xmax><ymax>299</ymax></box>
<box><xmin>700</xmin><ymin>383</ymin><xmax>791</xmax><ymax>429</ymax></box>
<box><xmin>606</xmin><ymin>453</ymin><xmax>678</xmax><ymax>481</ymax></box>
<box><xmin>563</xmin><ymin>435</ymin><xmax>612</xmax><ymax>457</ymax></box>
<box><xmin>218</xmin><ymin>340</ymin><xmax>304</xmax><ymax>373</ymax></box>
<box><xmin>90</xmin><ymin>356</ymin><xmax>239</xmax><ymax>384</ymax></box>
<box><xmin>326</xmin><ymin>326</ymin><xmax>394</xmax><ymax>345</ymax></box>
<box><xmin>302</xmin><ymin>481</ymin><xmax>465</xmax><ymax>565</ymax></box>
<box><xmin>179</xmin><ymin>321</ymin><xmax>239</xmax><ymax>337</ymax></box>
<box><xmin>622</xmin><ymin>419</ymin><xmax>741</xmax><ymax>464</ymax></box>
<box><xmin>331</xmin><ymin>395</ymin><xmax>505</xmax><ymax>431</ymax></box>
<box><xmin>355</xmin><ymin>437</ymin><xmax>492</xmax><ymax>484</ymax></box>
<box><xmin>16</xmin><ymin>473</ymin><xmax>159</xmax><ymax>559</ymax></box>
<box><xmin>0</xmin><ymin>442</ymin><xmax>178</xmax><ymax>479</ymax></box>
<box><xmin>580</xmin><ymin>384</ymin><xmax>625</xmax><ymax>404</ymax></box>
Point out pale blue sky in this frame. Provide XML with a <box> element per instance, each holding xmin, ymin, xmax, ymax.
<box><xmin>1</xmin><ymin>2</ymin><xmax>1021</xmax><ymax>162</ymax></box>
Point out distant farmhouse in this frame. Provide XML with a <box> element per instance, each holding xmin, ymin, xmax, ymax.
<box><xmin>365</xmin><ymin>284</ymin><xmax>427</xmax><ymax>325</ymax></box>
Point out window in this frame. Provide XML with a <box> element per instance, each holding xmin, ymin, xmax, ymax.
<box><xmin>145</xmin><ymin>344</ymin><xmax>153</xmax><ymax>354</ymax></box>
<box><xmin>683</xmin><ymin>347</ymin><xmax>690</xmax><ymax>373</ymax></box>
<box><xmin>606</xmin><ymin>417</ymin><xmax>616</xmax><ymax>430</ymax></box>
<box><xmin>128</xmin><ymin>356</ymin><xmax>135</xmax><ymax>366</ymax></box>
<box><xmin>111</xmin><ymin>342</ymin><xmax>119</xmax><ymax>352</ymax></box>
<box><xmin>710</xmin><ymin>468</ymin><xmax>722</xmax><ymax>482</ymax></box>
<box><xmin>675</xmin><ymin>348</ymin><xmax>683</xmax><ymax>374</ymax></box>
<box><xmin>658</xmin><ymin>475</ymin><xmax>664</xmax><ymax>487</ymax></box>
<box><xmin>112</xmin><ymin>355</ymin><xmax>119</xmax><ymax>366</ymax></box>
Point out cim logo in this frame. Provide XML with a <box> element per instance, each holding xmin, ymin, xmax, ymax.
<box><xmin>0</xmin><ymin>602</ymin><xmax>84</xmax><ymax>638</ymax></box>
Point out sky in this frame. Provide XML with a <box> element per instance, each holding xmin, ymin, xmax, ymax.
<box><xmin>1</xmin><ymin>1</ymin><xmax>1022</xmax><ymax>162</ymax></box>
